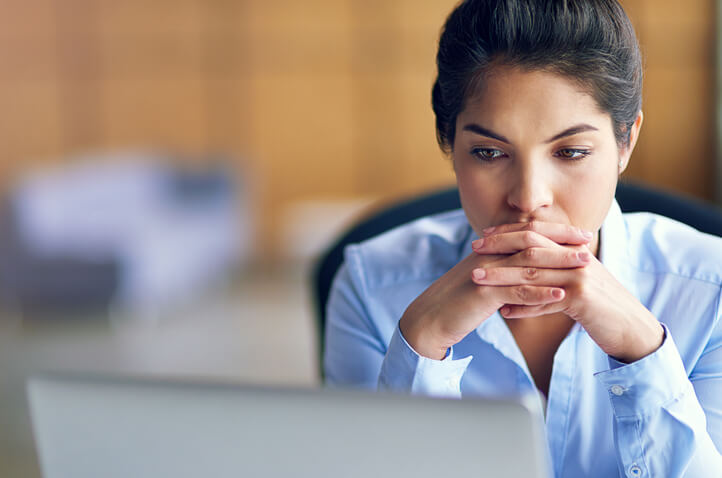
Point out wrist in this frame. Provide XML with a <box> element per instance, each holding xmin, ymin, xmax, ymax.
<box><xmin>615</xmin><ymin>319</ymin><xmax>665</xmax><ymax>364</ymax></box>
<box><xmin>399</xmin><ymin>313</ymin><xmax>449</xmax><ymax>360</ymax></box>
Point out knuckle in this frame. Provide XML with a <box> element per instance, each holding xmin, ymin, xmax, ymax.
<box><xmin>571</xmin><ymin>273</ymin><xmax>590</xmax><ymax>296</ymax></box>
<box><xmin>575</xmin><ymin>283</ymin><xmax>589</xmax><ymax>301</ymax></box>
<box><xmin>523</xmin><ymin>267</ymin><xmax>538</xmax><ymax>281</ymax></box>
<box><xmin>484</xmin><ymin>233</ymin><xmax>497</xmax><ymax>248</ymax></box>
<box><xmin>523</xmin><ymin>247</ymin><xmax>536</xmax><ymax>261</ymax></box>
<box><xmin>515</xmin><ymin>285</ymin><xmax>531</xmax><ymax>302</ymax></box>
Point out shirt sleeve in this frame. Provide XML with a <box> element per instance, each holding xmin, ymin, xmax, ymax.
<box><xmin>324</xmin><ymin>262</ymin><xmax>387</xmax><ymax>389</ymax></box>
<box><xmin>378</xmin><ymin>325</ymin><xmax>473</xmax><ymax>398</ymax></box>
<box><xmin>324</xmin><ymin>259</ymin><xmax>472</xmax><ymax>397</ymax></box>
<box><xmin>594</xmin><ymin>322</ymin><xmax>722</xmax><ymax>478</ymax></box>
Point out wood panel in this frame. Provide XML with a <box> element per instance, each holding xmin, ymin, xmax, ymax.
<box><xmin>101</xmin><ymin>75</ymin><xmax>209</xmax><ymax>151</ymax></box>
<box><xmin>622</xmin><ymin>0</ymin><xmax>717</xmax><ymax>199</ymax></box>
<box><xmin>0</xmin><ymin>0</ymin><xmax>56</xmax><ymax>38</ymax></box>
<box><xmin>0</xmin><ymin>0</ymin><xmax>716</xmax><ymax>258</ymax></box>
<box><xmin>0</xmin><ymin>80</ymin><xmax>64</xmax><ymax>177</ymax></box>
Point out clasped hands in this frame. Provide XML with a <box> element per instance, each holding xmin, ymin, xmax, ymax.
<box><xmin>399</xmin><ymin>221</ymin><xmax>664</xmax><ymax>363</ymax></box>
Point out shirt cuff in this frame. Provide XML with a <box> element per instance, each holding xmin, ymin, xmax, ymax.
<box><xmin>378</xmin><ymin>324</ymin><xmax>473</xmax><ymax>398</ymax></box>
<box><xmin>594</xmin><ymin>323</ymin><xmax>692</xmax><ymax>418</ymax></box>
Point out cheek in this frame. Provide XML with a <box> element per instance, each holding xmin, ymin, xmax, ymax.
<box><xmin>560</xmin><ymin>162</ymin><xmax>618</xmax><ymax>230</ymax></box>
<box><xmin>454</xmin><ymin>160</ymin><xmax>503</xmax><ymax>226</ymax></box>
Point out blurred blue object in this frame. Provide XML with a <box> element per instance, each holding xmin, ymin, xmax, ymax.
<box><xmin>1</xmin><ymin>153</ymin><xmax>251</xmax><ymax>318</ymax></box>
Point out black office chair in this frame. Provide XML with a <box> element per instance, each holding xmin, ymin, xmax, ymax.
<box><xmin>311</xmin><ymin>181</ymin><xmax>722</xmax><ymax>378</ymax></box>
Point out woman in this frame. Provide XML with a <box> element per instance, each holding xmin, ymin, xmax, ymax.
<box><xmin>325</xmin><ymin>0</ymin><xmax>722</xmax><ymax>476</ymax></box>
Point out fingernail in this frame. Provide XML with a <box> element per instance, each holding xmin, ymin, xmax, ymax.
<box><xmin>472</xmin><ymin>269</ymin><xmax>486</xmax><ymax>280</ymax></box>
<box><xmin>582</xmin><ymin>230</ymin><xmax>593</xmax><ymax>239</ymax></box>
<box><xmin>500</xmin><ymin>306</ymin><xmax>510</xmax><ymax>316</ymax></box>
<box><xmin>472</xmin><ymin>238</ymin><xmax>484</xmax><ymax>250</ymax></box>
<box><xmin>577</xmin><ymin>251</ymin><xmax>591</xmax><ymax>262</ymax></box>
<box><xmin>552</xmin><ymin>288</ymin><xmax>564</xmax><ymax>299</ymax></box>
<box><xmin>483</xmin><ymin>226</ymin><xmax>495</xmax><ymax>235</ymax></box>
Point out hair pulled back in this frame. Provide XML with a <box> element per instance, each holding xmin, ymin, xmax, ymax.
<box><xmin>432</xmin><ymin>0</ymin><xmax>642</xmax><ymax>152</ymax></box>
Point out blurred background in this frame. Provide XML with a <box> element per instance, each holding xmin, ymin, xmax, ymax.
<box><xmin>0</xmin><ymin>0</ymin><xmax>720</xmax><ymax>476</ymax></box>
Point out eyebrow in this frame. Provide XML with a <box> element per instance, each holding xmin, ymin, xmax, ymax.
<box><xmin>545</xmin><ymin>124</ymin><xmax>599</xmax><ymax>143</ymax></box>
<box><xmin>461</xmin><ymin>123</ymin><xmax>599</xmax><ymax>144</ymax></box>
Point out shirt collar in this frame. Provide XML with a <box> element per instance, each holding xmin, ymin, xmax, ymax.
<box><xmin>599</xmin><ymin>198</ymin><xmax>637</xmax><ymax>299</ymax></box>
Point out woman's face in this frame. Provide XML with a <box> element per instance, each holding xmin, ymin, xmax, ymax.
<box><xmin>452</xmin><ymin>66</ymin><xmax>643</xmax><ymax>256</ymax></box>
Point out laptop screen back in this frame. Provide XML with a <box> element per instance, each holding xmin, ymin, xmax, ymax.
<box><xmin>27</xmin><ymin>374</ymin><xmax>550</xmax><ymax>478</ymax></box>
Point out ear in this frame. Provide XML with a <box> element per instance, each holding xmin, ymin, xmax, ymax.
<box><xmin>618</xmin><ymin>110</ymin><xmax>643</xmax><ymax>174</ymax></box>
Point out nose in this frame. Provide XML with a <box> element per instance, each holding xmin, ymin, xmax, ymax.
<box><xmin>506</xmin><ymin>160</ymin><xmax>553</xmax><ymax>214</ymax></box>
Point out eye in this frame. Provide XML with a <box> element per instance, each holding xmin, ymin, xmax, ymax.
<box><xmin>556</xmin><ymin>148</ymin><xmax>591</xmax><ymax>160</ymax></box>
<box><xmin>471</xmin><ymin>147</ymin><xmax>507</xmax><ymax>162</ymax></box>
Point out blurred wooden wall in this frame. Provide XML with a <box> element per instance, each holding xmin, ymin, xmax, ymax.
<box><xmin>0</xmin><ymin>0</ymin><xmax>717</xmax><ymax>259</ymax></box>
<box><xmin>622</xmin><ymin>0</ymin><xmax>717</xmax><ymax>200</ymax></box>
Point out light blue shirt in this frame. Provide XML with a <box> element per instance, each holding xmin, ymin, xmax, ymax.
<box><xmin>325</xmin><ymin>199</ymin><xmax>722</xmax><ymax>477</ymax></box>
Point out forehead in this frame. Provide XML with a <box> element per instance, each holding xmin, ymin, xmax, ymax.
<box><xmin>458</xmin><ymin>66</ymin><xmax>612</xmax><ymax>135</ymax></box>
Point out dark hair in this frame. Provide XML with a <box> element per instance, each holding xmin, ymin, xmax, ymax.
<box><xmin>432</xmin><ymin>0</ymin><xmax>642</xmax><ymax>152</ymax></box>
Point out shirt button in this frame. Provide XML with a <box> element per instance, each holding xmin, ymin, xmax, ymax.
<box><xmin>628</xmin><ymin>464</ymin><xmax>642</xmax><ymax>477</ymax></box>
<box><xmin>610</xmin><ymin>385</ymin><xmax>625</xmax><ymax>396</ymax></box>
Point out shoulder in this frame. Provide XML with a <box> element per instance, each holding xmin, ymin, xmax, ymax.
<box><xmin>625</xmin><ymin>211</ymin><xmax>722</xmax><ymax>285</ymax></box>
<box><xmin>343</xmin><ymin>209</ymin><xmax>472</xmax><ymax>290</ymax></box>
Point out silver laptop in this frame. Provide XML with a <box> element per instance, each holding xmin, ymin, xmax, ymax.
<box><xmin>27</xmin><ymin>373</ymin><xmax>551</xmax><ymax>478</ymax></box>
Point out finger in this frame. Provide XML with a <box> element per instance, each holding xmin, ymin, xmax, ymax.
<box><xmin>479</xmin><ymin>284</ymin><xmax>565</xmax><ymax>306</ymax></box>
<box><xmin>472</xmin><ymin>266</ymin><xmax>560</xmax><ymax>286</ymax></box>
<box><xmin>471</xmin><ymin>230</ymin><xmax>558</xmax><ymax>255</ymax></box>
<box><xmin>471</xmin><ymin>265</ymin><xmax>581</xmax><ymax>286</ymax></box>
<box><xmin>469</xmin><ymin>252</ymin><xmax>509</xmax><ymax>266</ymax></box>
<box><xmin>488</xmin><ymin>247</ymin><xmax>592</xmax><ymax>269</ymax></box>
<box><xmin>500</xmin><ymin>300</ymin><xmax>568</xmax><ymax>318</ymax></box>
<box><xmin>480</xmin><ymin>221</ymin><xmax>593</xmax><ymax>245</ymax></box>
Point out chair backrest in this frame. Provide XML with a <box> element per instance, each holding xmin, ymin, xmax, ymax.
<box><xmin>311</xmin><ymin>181</ymin><xmax>722</xmax><ymax>378</ymax></box>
